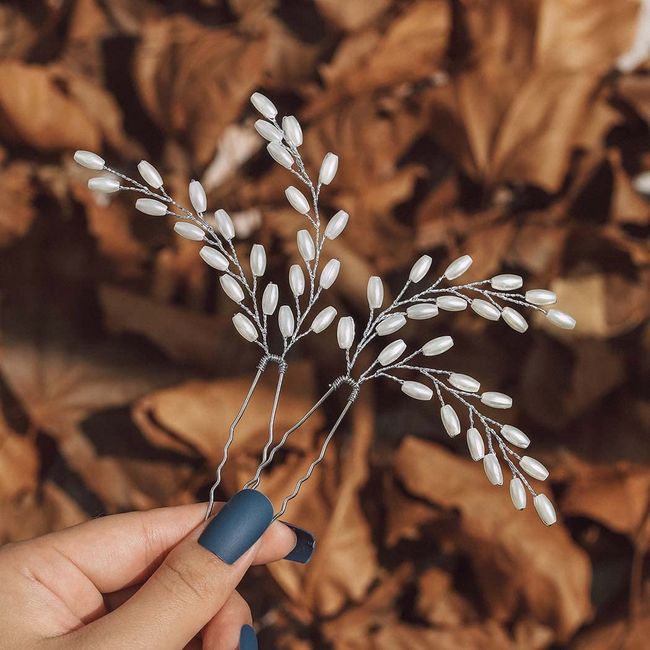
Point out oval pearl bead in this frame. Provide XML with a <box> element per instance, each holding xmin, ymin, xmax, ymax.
<box><xmin>466</xmin><ymin>427</ymin><xmax>485</xmax><ymax>460</ymax></box>
<box><xmin>174</xmin><ymin>222</ymin><xmax>204</xmax><ymax>241</ymax></box>
<box><xmin>289</xmin><ymin>264</ymin><xmax>305</xmax><ymax>297</ymax></box>
<box><xmin>520</xmin><ymin>456</ymin><xmax>549</xmax><ymax>481</ymax></box>
<box><xmin>449</xmin><ymin>373</ymin><xmax>480</xmax><ymax>393</ymax></box>
<box><xmin>337</xmin><ymin>316</ymin><xmax>355</xmax><ymax>350</ymax></box>
<box><xmin>250</xmin><ymin>92</ymin><xmax>277</xmax><ymax>119</ymax></box>
<box><xmin>262</xmin><ymin>283</ymin><xmax>278</xmax><ymax>315</ymax></box>
<box><xmin>311</xmin><ymin>306</ymin><xmax>337</xmax><ymax>333</ymax></box>
<box><xmin>189</xmin><ymin>180</ymin><xmax>207</xmax><ymax>213</ymax></box>
<box><xmin>250</xmin><ymin>244</ymin><xmax>266</xmax><ymax>277</ymax></box>
<box><xmin>525</xmin><ymin>289</ymin><xmax>556</xmax><ymax>305</ymax></box>
<box><xmin>444</xmin><ymin>255</ymin><xmax>473</xmax><ymax>280</ymax></box>
<box><xmin>407</xmin><ymin>303</ymin><xmax>438</xmax><ymax>320</ymax></box>
<box><xmin>324</xmin><ymin>210</ymin><xmax>349</xmax><ymax>240</ymax></box>
<box><xmin>546</xmin><ymin>309</ymin><xmax>576</xmax><ymax>330</ymax></box>
<box><xmin>88</xmin><ymin>177</ymin><xmax>119</xmax><ymax>193</ymax></box>
<box><xmin>375</xmin><ymin>314</ymin><xmax>406</xmax><ymax>336</ymax></box>
<box><xmin>471</xmin><ymin>299</ymin><xmax>501</xmax><ymax>321</ymax></box>
<box><xmin>254</xmin><ymin>119</ymin><xmax>283</xmax><ymax>142</ymax></box>
<box><xmin>409</xmin><ymin>255</ymin><xmax>432</xmax><ymax>283</ymax></box>
<box><xmin>490</xmin><ymin>274</ymin><xmax>523</xmax><ymax>291</ymax></box>
<box><xmin>74</xmin><ymin>150</ymin><xmax>104</xmax><ymax>170</ymax></box>
<box><xmin>319</xmin><ymin>259</ymin><xmax>340</xmax><ymax>289</ymax></box>
<box><xmin>220</xmin><ymin>275</ymin><xmax>245</xmax><ymax>303</ymax></box>
<box><xmin>232</xmin><ymin>313</ymin><xmax>258</xmax><ymax>342</ymax></box>
<box><xmin>436</xmin><ymin>295</ymin><xmax>467</xmax><ymax>311</ymax></box>
<box><xmin>297</xmin><ymin>230</ymin><xmax>315</xmax><ymax>262</ymax></box>
<box><xmin>483</xmin><ymin>453</ymin><xmax>503</xmax><ymax>485</ymax></box>
<box><xmin>137</xmin><ymin>160</ymin><xmax>163</xmax><ymax>188</ymax></box>
<box><xmin>367</xmin><ymin>276</ymin><xmax>384</xmax><ymax>309</ymax></box>
<box><xmin>401</xmin><ymin>381</ymin><xmax>433</xmax><ymax>401</ymax></box>
<box><xmin>282</xmin><ymin>115</ymin><xmax>303</xmax><ymax>146</ymax></box>
<box><xmin>501</xmin><ymin>306</ymin><xmax>528</xmax><ymax>333</ymax></box>
<box><xmin>319</xmin><ymin>153</ymin><xmax>339</xmax><ymax>185</ymax></box>
<box><xmin>422</xmin><ymin>335</ymin><xmax>454</xmax><ymax>356</ymax></box>
<box><xmin>481</xmin><ymin>392</ymin><xmax>512</xmax><ymax>409</ymax></box>
<box><xmin>200</xmin><ymin>246</ymin><xmax>228</xmax><ymax>271</ymax></box>
<box><xmin>285</xmin><ymin>186</ymin><xmax>310</xmax><ymax>214</ymax></box>
<box><xmin>215</xmin><ymin>209</ymin><xmax>235</xmax><ymax>240</ymax></box>
<box><xmin>278</xmin><ymin>305</ymin><xmax>295</xmax><ymax>337</ymax></box>
<box><xmin>136</xmin><ymin>198</ymin><xmax>167</xmax><ymax>216</ymax></box>
<box><xmin>500</xmin><ymin>425</ymin><xmax>530</xmax><ymax>448</ymax></box>
<box><xmin>534</xmin><ymin>494</ymin><xmax>557</xmax><ymax>526</ymax></box>
<box><xmin>378</xmin><ymin>339</ymin><xmax>406</xmax><ymax>366</ymax></box>
<box><xmin>440</xmin><ymin>404</ymin><xmax>461</xmax><ymax>437</ymax></box>
<box><xmin>510</xmin><ymin>478</ymin><xmax>527</xmax><ymax>510</ymax></box>
<box><xmin>267</xmin><ymin>142</ymin><xmax>294</xmax><ymax>169</ymax></box>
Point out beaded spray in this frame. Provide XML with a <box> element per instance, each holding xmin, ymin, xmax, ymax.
<box><xmin>74</xmin><ymin>92</ymin><xmax>576</xmax><ymax>527</ymax></box>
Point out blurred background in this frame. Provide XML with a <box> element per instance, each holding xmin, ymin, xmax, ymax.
<box><xmin>0</xmin><ymin>1</ymin><xmax>649</xmax><ymax>648</ymax></box>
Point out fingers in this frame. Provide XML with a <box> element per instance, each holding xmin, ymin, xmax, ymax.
<box><xmin>202</xmin><ymin>591</ymin><xmax>254</xmax><ymax>650</ymax></box>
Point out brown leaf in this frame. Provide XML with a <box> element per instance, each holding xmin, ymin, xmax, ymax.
<box><xmin>315</xmin><ymin>0</ymin><xmax>390</xmax><ymax>32</ymax></box>
<box><xmin>416</xmin><ymin>567</ymin><xmax>478</xmax><ymax>627</ymax></box>
<box><xmin>0</xmin><ymin>161</ymin><xmax>35</xmax><ymax>248</ymax></box>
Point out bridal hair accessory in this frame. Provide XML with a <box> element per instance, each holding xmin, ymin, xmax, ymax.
<box><xmin>75</xmin><ymin>92</ymin><xmax>575</xmax><ymax>527</ymax></box>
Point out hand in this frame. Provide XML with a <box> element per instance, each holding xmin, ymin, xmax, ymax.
<box><xmin>0</xmin><ymin>495</ymin><xmax>315</xmax><ymax>649</ymax></box>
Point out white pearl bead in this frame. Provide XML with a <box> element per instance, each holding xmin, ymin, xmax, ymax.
<box><xmin>520</xmin><ymin>456</ymin><xmax>549</xmax><ymax>481</ymax></box>
<box><xmin>262</xmin><ymin>283</ymin><xmax>278</xmax><ymax>315</ymax></box>
<box><xmin>407</xmin><ymin>303</ymin><xmax>438</xmax><ymax>320</ymax></box>
<box><xmin>440</xmin><ymin>404</ymin><xmax>461</xmax><ymax>437</ymax></box>
<box><xmin>483</xmin><ymin>453</ymin><xmax>503</xmax><ymax>485</ymax></box>
<box><xmin>378</xmin><ymin>339</ymin><xmax>406</xmax><ymax>366</ymax></box>
<box><xmin>444</xmin><ymin>255</ymin><xmax>473</xmax><ymax>280</ymax></box>
<box><xmin>324</xmin><ymin>210</ymin><xmax>349</xmax><ymax>240</ymax></box>
<box><xmin>546</xmin><ymin>309</ymin><xmax>576</xmax><ymax>330</ymax></box>
<box><xmin>215</xmin><ymin>209</ymin><xmax>235</xmax><ymax>240</ymax></box>
<box><xmin>267</xmin><ymin>142</ymin><xmax>294</xmax><ymax>169</ymax></box>
<box><xmin>220</xmin><ymin>275</ymin><xmax>245</xmax><ymax>303</ymax></box>
<box><xmin>137</xmin><ymin>160</ymin><xmax>163</xmax><ymax>188</ymax></box>
<box><xmin>319</xmin><ymin>259</ymin><xmax>340</xmax><ymax>289</ymax></box>
<box><xmin>501</xmin><ymin>307</ymin><xmax>528</xmax><ymax>333</ymax></box>
<box><xmin>510</xmin><ymin>478</ymin><xmax>527</xmax><ymax>510</ymax></box>
<box><xmin>311</xmin><ymin>306</ymin><xmax>337</xmax><ymax>333</ymax></box>
<box><xmin>436</xmin><ymin>295</ymin><xmax>467</xmax><ymax>311</ymax></box>
<box><xmin>232</xmin><ymin>313</ymin><xmax>258</xmax><ymax>342</ymax></box>
<box><xmin>449</xmin><ymin>373</ymin><xmax>480</xmax><ymax>393</ymax></box>
<box><xmin>250</xmin><ymin>92</ymin><xmax>277</xmax><ymax>119</ymax></box>
<box><xmin>88</xmin><ymin>177</ymin><xmax>119</xmax><ymax>193</ymax></box>
<box><xmin>254</xmin><ymin>119</ymin><xmax>283</xmax><ymax>142</ymax></box>
<box><xmin>199</xmin><ymin>246</ymin><xmax>228</xmax><ymax>271</ymax></box>
<box><xmin>481</xmin><ymin>391</ymin><xmax>512</xmax><ymax>409</ymax></box>
<box><xmin>174</xmin><ymin>222</ymin><xmax>204</xmax><ymax>241</ymax></box>
<box><xmin>282</xmin><ymin>115</ymin><xmax>303</xmax><ymax>146</ymax></box>
<box><xmin>285</xmin><ymin>186</ymin><xmax>310</xmax><ymax>214</ymax></box>
<box><xmin>471</xmin><ymin>299</ymin><xmax>501</xmax><ymax>321</ymax></box>
<box><xmin>409</xmin><ymin>255</ymin><xmax>432</xmax><ymax>283</ymax></box>
<box><xmin>250</xmin><ymin>244</ymin><xmax>267</xmax><ymax>277</ymax></box>
<box><xmin>289</xmin><ymin>264</ymin><xmax>305</xmax><ymax>297</ymax></box>
<box><xmin>136</xmin><ymin>198</ymin><xmax>167</xmax><ymax>216</ymax></box>
<box><xmin>189</xmin><ymin>180</ymin><xmax>207</xmax><ymax>213</ymax></box>
<box><xmin>534</xmin><ymin>494</ymin><xmax>557</xmax><ymax>526</ymax></box>
<box><xmin>367</xmin><ymin>276</ymin><xmax>384</xmax><ymax>309</ymax></box>
<box><xmin>74</xmin><ymin>150</ymin><xmax>104</xmax><ymax>170</ymax></box>
<box><xmin>422</xmin><ymin>335</ymin><xmax>453</xmax><ymax>356</ymax></box>
<box><xmin>500</xmin><ymin>424</ymin><xmax>529</xmax><ymax>448</ymax></box>
<box><xmin>525</xmin><ymin>289</ymin><xmax>557</xmax><ymax>305</ymax></box>
<box><xmin>401</xmin><ymin>381</ymin><xmax>433</xmax><ymax>401</ymax></box>
<box><xmin>278</xmin><ymin>305</ymin><xmax>295</xmax><ymax>337</ymax></box>
<box><xmin>466</xmin><ymin>427</ymin><xmax>485</xmax><ymax>460</ymax></box>
<box><xmin>337</xmin><ymin>316</ymin><xmax>355</xmax><ymax>350</ymax></box>
<box><xmin>490</xmin><ymin>274</ymin><xmax>523</xmax><ymax>291</ymax></box>
<box><xmin>297</xmin><ymin>230</ymin><xmax>315</xmax><ymax>262</ymax></box>
<box><xmin>319</xmin><ymin>153</ymin><xmax>339</xmax><ymax>185</ymax></box>
<box><xmin>375</xmin><ymin>313</ymin><xmax>406</xmax><ymax>336</ymax></box>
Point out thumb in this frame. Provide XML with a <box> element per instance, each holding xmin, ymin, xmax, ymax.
<box><xmin>70</xmin><ymin>490</ymin><xmax>281</xmax><ymax>650</ymax></box>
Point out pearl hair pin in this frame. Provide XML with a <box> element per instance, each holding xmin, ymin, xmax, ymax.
<box><xmin>75</xmin><ymin>92</ymin><xmax>577</xmax><ymax>526</ymax></box>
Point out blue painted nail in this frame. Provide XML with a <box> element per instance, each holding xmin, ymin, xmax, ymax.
<box><xmin>239</xmin><ymin>624</ymin><xmax>258</xmax><ymax>649</ymax></box>
<box><xmin>198</xmin><ymin>489</ymin><xmax>273</xmax><ymax>564</ymax></box>
<box><xmin>282</xmin><ymin>522</ymin><xmax>316</xmax><ymax>564</ymax></box>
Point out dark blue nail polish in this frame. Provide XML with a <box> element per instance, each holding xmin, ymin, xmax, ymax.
<box><xmin>282</xmin><ymin>522</ymin><xmax>316</xmax><ymax>564</ymax></box>
<box><xmin>239</xmin><ymin>624</ymin><xmax>258</xmax><ymax>649</ymax></box>
<box><xmin>198</xmin><ymin>489</ymin><xmax>273</xmax><ymax>564</ymax></box>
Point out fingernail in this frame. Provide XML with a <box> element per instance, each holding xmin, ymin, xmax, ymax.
<box><xmin>239</xmin><ymin>624</ymin><xmax>258</xmax><ymax>649</ymax></box>
<box><xmin>198</xmin><ymin>489</ymin><xmax>273</xmax><ymax>564</ymax></box>
<box><xmin>282</xmin><ymin>522</ymin><xmax>316</xmax><ymax>564</ymax></box>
